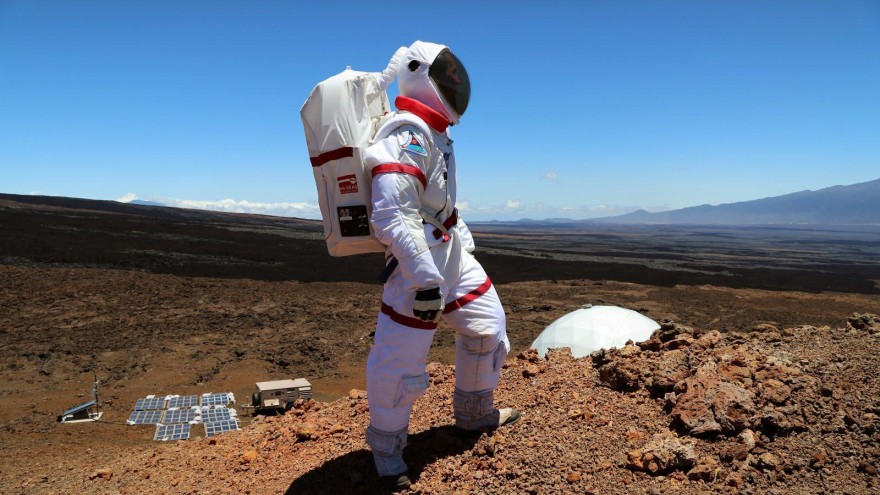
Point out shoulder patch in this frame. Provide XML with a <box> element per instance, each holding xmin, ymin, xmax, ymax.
<box><xmin>400</xmin><ymin>129</ymin><xmax>428</xmax><ymax>157</ymax></box>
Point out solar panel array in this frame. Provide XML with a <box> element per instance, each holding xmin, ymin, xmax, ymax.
<box><xmin>134</xmin><ymin>397</ymin><xmax>167</xmax><ymax>410</ymax></box>
<box><xmin>204</xmin><ymin>419</ymin><xmax>240</xmax><ymax>437</ymax></box>
<box><xmin>201</xmin><ymin>392</ymin><xmax>234</xmax><ymax>407</ymax></box>
<box><xmin>127</xmin><ymin>392</ymin><xmax>237</xmax><ymax>441</ymax></box>
<box><xmin>167</xmin><ymin>395</ymin><xmax>198</xmax><ymax>409</ymax></box>
<box><xmin>127</xmin><ymin>410</ymin><xmax>163</xmax><ymax>425</ymax></box>
<box><xmin>162</xmin><ymin>408</ymin><xmax>197</xmax><ymax>424</ymax></box>
<box><xmin>155</xmin><ymin>423</ymin><xmax>191</xmax><ymax>441</ymax></box>
<box><xmin>200</xmin><ymin>406</ymin><xmax>234</xmax><ymax>423</ymax></box>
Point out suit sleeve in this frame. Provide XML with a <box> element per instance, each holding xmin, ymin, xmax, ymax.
<box><xmin>367</xmin><ymin>127</ymin><xmax>443</xmax><ymax>292</ymax></box>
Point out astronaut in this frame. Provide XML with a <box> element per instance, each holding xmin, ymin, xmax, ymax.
<box><xmin>364</xmin><ymin>40</ymin><xmax>520</xmax><ymax>490</ymax></box>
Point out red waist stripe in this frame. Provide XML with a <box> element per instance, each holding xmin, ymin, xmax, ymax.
<box><xmin>381</xmin><ymin>302</ymin><xmax>438</xmax><ymax>330</ymax></box>
<box><xmin>443</xmin><ymin>277</ymin><xmax>493</xmax><ymax>314</ymax></box>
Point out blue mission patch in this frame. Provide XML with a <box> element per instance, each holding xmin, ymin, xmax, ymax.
<box><xmin>401</xmin><ymin>130</ymin><xmax>428</xmax><ymax>156</ymax></box>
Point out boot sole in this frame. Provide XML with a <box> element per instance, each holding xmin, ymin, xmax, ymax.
<box><xmin>455</xmin><ymin>409</ymin><xmax>522</xmax><ymax>437</ymax></box>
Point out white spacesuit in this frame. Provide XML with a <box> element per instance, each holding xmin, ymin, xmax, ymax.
<box><xmin>363</xmin><ymin>41</ymin><xmax>520</xmax><ymax>488</ymax></box>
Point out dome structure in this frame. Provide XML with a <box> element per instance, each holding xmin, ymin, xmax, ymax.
<box><xmin>530</xmin><ymin>305</ymin><xmax>660</xmax><ymax>358</ymax></box>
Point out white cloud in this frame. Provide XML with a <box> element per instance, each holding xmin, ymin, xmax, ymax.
<box><xmin>119</xmin><ymin>193</ymin><xmax>672</xmax><ymax>223</ymax></box>
<box><xmin>587</xmin><ymin>204</ymin><xmax>619</xmax><ymax>213</ymax></box>
<box><xmin>541</xmin><ymin>171</ymin><xmax>558</xmax><ymax>180</ymax></box>
<box><xmin>155</xmin><ymin>196</ymin><xmax>322</xmax><ymax>219</ymax></box>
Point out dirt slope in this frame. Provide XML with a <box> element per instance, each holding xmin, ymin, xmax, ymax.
<box><xmin>6</xmin><ymin>314</ymin><xmax>879</xmax><ymax>494</ymax></box>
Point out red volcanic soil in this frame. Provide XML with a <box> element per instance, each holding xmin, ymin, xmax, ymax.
<box><xmin>1</xmin><ymin>194</ymin><xmax>879</xmax><ymax>494</ymax></box>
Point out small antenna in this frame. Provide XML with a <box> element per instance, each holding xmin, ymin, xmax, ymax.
<box><xmin>92</xmin><ymin>370</ymin><xmax>100</xmax><ymax>415</ymax></box>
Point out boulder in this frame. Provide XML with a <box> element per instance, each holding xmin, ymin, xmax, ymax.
<box><xmin>626</xmin><ymin>432</ymin><xmax>696</xmax><ymax>474</ymax></box>
<box><xmin>761</xmin><ymin>379</ymin><xmax>792</xmax><ymax>405</ymax></box>
<box><xmin>670</xmin><ymin>362</ymin><xmax>757</xmax><ymax>435</ymax></box>
<box><xmin>846</xmin><ymin>313</ymin><xmax>880</xmax><ymax>334</ymax></box>
<box><xmin>646</xmin><ymin>349</ymin><xmax>691</xmax><ymax>394</ymax></box>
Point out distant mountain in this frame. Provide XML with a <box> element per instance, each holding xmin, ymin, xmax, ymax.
<box><xmin>128</xmin><ymin>199</ymin><xmax>166</xmax><ymax>207</ymax></box>
<box><xmin>596</xmin><ymin>178</ymin><xmax>880</xmax><ymax>226</ymax></box>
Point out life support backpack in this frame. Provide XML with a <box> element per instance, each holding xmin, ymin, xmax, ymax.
<box><xmin>300</xmin><ymin>50</ymin><xmax>406</xmax><ymax>257</ymax></box>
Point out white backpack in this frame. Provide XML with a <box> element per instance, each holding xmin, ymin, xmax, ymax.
<box><xmin>300</xmin><ymin>49</ymin><xmax>406</xmax><ymax>256</ymax></box>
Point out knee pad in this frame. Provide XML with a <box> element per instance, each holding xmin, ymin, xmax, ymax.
<box><xmin>493</xmin><ymin>337</ymin><xmax>510</xmax><ymax>370</ymax></box>
<box><xmin>455</xmin><ymin>338</ymin><xmax>510</xmax><ymax>393</ymax></box>
<box><xmin>458</xmin><ymin>338</ymin><xmax>508</xmax><ymax>368</ymax></box>
<box><xmin>368</xmin><ymin>371</ymin><xmax>429</xmax><ymax>432</ymax></box>
<box><xmin>458</xmin><ymin>333</ymin><xmax>504</xmax><ymax>357</ymax></box>
<box><xmin>394</xmin><ymin>372</ymin><xmax>429</xmax><ymax>407</ymax></box>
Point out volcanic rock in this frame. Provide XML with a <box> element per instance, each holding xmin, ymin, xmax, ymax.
<box><xmin>847</xmin><ymin>313</ymin><xmax>880</xmax><ymax>334</ymax></box>
<box><xmin>688</xmin><ymin>456</ymin><xmax>722</xmax><ymax>481</ymax></box>
<box><xmin>670</xmin><ymin>362</ymin><xmax>757</xmax><ymax>435</ymax></box>
<box><xmin>626</xmin><ymin>432</ymin><xmax>696</xmax><ymax>474</ymax></box>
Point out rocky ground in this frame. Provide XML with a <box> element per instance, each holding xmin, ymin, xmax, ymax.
<box><xmin>1</xmin><ymin>194</ymin><xmax>879</xmax><ymax>494</ymax></box>
<box><xmin>5</xmin><ymin>312</ymin><xmax>878</xmax><ymax>494</ymax></box>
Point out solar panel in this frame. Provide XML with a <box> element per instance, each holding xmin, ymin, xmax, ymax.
<box><xmin>162</xmin><ymin>408</ymin><xmax>197</xmax><ymax>424</ymax></box>
<box><xmin>200</xmin><ymin>406</ymin><xmax>234</xmax><ymax>423</ymax></box>
<box><xmin>154</xmin><ymin>423</ymin><xmax>191</xmax><ymax>441</ymax></box>
<box><xmin>204</xmin><ymin>419</ymin><xmax>239</xmax><ymax>437</ymax></box>
<box><xmin>200</xmin><ymin>392</ymin><xmax>234</xmax><ymax>407</ymax></box>
<box><xmin>127</xmin><ymin>410</ymin><xmax>163</xmax><ymax>425</ymax></box>
<box><xmin>167</xmin><ymin>395</ymin><xmax>198</xmax><ymax>409</ymax></box>
<box><xmin>134</xmin><ymin>397</ymin><xmax>167</xmax><ymax>410</ymax></box>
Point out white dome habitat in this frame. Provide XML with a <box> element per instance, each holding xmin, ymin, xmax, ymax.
<box><xmin>530</xmin><ymin>305</ymin><xmax>660</xmax><ymax>358</ymax></box>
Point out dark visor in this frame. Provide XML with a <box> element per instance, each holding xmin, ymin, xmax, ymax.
<box><xmin>429</xmin><ymin>49</ymin><xmax>470</xmax><ymax>118</ymax></box>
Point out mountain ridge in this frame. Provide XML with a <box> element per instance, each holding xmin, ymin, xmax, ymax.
<box><xmin>594</xmin><ymin>178</ymin><xmax>880</xmax><ymax>225</ymax></box>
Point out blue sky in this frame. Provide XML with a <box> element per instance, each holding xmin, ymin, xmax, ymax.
<box><xmin>1</xmin><ymin>1</ymin><xmax>878</xmax><ymax>221</ymax></box>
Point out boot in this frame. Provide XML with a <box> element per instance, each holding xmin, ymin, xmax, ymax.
<box><xmin>378</xmin><ymin>472</ymin><xmax>412</xmax><ymax>491</ymax></box>
<box><xmin>453</xmin><ymin>388</ymin><xmax>521</xmax><ymax>432</ymax></box>
<box><xmin>366</xmin><ymin>425</ymin><xmax>410</xmax><ymax>490</ymax></box>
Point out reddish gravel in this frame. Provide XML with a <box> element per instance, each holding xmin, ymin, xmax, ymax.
<box><xmin>7</xmin><ymin>314</ymin><xmax>878</xmax><ymax>495</ymax></box>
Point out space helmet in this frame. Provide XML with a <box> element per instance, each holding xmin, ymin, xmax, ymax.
<box><xmin>397</xmin><ymin>40</ymin><xmax>471</xmax><ymax>126</ymax></box>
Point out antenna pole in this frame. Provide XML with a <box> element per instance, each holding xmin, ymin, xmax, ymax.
<box><xmin>93</xmin><ymin>371</ymin><xmax>100</xmax><ymax>416</ymax></box>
